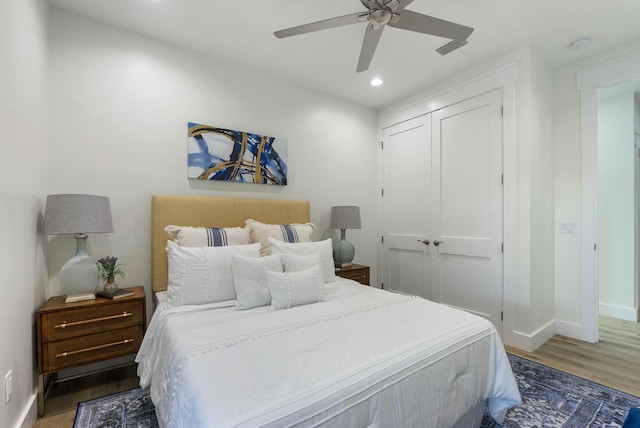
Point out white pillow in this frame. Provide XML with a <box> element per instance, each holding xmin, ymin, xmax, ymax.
<box><xmin>166</xmin><ymin>241</ymin><xmax>261</xmax><ymax>307</ymax></box>
<box><xmin>232</xmin><ymin>254</ymin><xmax>283</xmax><ymax>310</ymax></box>
<box><xmin>269</xmin><ymin>237</ymin><xmax>336</xmax><ymax>283</ymax></box>
<box><xmin>267</xmin><ymin>265</ymin><xmax>325</xmax><ymax>310</ymax></box>
<box><xmin>164</xmin><ymin>225</ymin><xmax>250</xmax><ymax>247</ymax></box>
<box><xmin>281</xmin><ymin>253</ymin><xmax>325</xmax><ymax>282</ymax></box>
<box><xmin>245</xmin><ymin>219</ymin><xmax>315</xmax><ymax>256</ymax></box>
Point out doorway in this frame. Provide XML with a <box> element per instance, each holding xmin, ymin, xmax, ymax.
<box><xmin>578</xmin><ymin>52</ymin><xmax>640</xmax><ymax>343</ymax></box>
<box><xmin>597</xmin><ymin>83</ymin><xmax>640</xmax><ymax>325</ymax></box>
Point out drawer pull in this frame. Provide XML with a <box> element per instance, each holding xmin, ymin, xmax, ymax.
<box><xmin>55</xmin><ymin>312</ymin><xmax>133</xmax><ymax>329</ymax></box>
<box><xmin>56</xmin><ymin>338</ymin><xmax>134</xmax><ymax>358</ymax></box>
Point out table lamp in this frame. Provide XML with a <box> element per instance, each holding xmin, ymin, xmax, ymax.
<box><xmin>44</xmin><ymin>194</ymin><xmax>114</xmax><ymax>303</ymax></box>
<box><xmin>330</xmin><ymin>205</ymin><xmax>361</xmax><ymax>267</ymax></box>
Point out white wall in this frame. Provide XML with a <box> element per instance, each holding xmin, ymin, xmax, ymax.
<box><xmin>48</xmin><ymin>7</ymin><xmax>378</xmax><ymax>322</ymax></box>
<box><xmin>0</xmin><ymin>0</ymin><xmax>49</xmax><ymax>427</ymax></box>
<box><xmin>597</xmin><ymin>92</ymin><xmax>635</xmax><ymax>319</ymax></box>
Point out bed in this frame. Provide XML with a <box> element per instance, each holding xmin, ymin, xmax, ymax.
<box><xmin>136</xmin><ymin>194</ymin><xmax>520</xmax><ymax>427</ymax></box>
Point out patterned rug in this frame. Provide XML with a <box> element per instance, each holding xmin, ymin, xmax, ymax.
<box><xmin>74</xmin><ymin>354</ymin><xmax>640</xmax><ymax>427</ymax></box>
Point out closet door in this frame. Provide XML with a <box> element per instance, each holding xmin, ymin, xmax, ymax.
<box><xmin>381</xmin><ymin>115</ymin><xmax>431</xmax><ymax>297</ymax></box>
<box><xmin>431</xmin><ymin>89</ymin><xmax>503</xmax><ymax>329</ymax></box>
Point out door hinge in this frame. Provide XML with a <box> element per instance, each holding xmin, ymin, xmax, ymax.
<box><xmin>381</xmin><ymin>188</ymin><xmax>384</xmax><ymax>197</ymax></box>
<box><xmin>500</xmin><ymin>105</ymin><xmax>504</xmax><ymax>116</ymax></box>
<box><xmin>501</xmin><ymin>242</ymin><xmax>504</xmax><ymax>253</ymax></box>
<box><xmin>501</xmin><ymin>174</ymin><xmax>504</xmax><ymax>185</ymax></box>
<box><xmin>381</xmin><ymin>235</ymin><xmax>384</xmax><ymax>244</ymax></box>
<box><xmin>594</xmin><ymin>243</ymin><xmax>597</xmax><ymax>251</ymax></box>
<box><xmin>379</xmin><ymin>141</ymin><xmax>384</xmax><ymax>150</ymax></box>
<box><xmin>381</xmin><ymin>282</ymin><xmax>384</xmax><ymax>290</ymax></box>
<box><xmin>501</xmin><ymin>311</ymin><xmax>504</xmax><ymax>322</ymax></box>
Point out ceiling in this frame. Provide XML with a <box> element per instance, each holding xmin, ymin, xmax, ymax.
<box><xmin>47</xmin><ymin>0</ymin><xmax>640</xmax><ymax>110</ymax></box>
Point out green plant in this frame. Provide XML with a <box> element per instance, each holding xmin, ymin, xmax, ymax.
<box><xmin>97</xmin><ymin>256</ymin><xmax>126</xmax><ymax>280</ymax></box>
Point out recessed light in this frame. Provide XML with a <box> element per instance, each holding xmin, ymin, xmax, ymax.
<box><xmin>370</xmin><ymin>78</ymin><xmax>383</xmax><ymax>87</ymax></box>
<box><xmin>569</xmin><ymin>37</ymin><xmax>591</xmax><ymax>50</ymax></box>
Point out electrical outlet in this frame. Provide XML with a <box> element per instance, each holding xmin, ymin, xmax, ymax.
<box><xmin>5</xmin><ymin>370</ymin><xmax>12</xmax><ymax>403</ymax></box>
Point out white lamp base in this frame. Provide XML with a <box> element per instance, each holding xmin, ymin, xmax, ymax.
<box><xmin>59</xmin><ymin>234</ymin><xmax>99</xmax><ymax>302</ymax></box>
<box><xmin>65</xmin><ymin>293</ymin><xmax>97</xmax><ymax>303</ymax></box>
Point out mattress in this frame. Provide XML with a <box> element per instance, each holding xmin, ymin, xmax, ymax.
<box><xmin>137</xmin><ymin>279</ymin><xmax>520</xmax><ymax>427</ymax></box>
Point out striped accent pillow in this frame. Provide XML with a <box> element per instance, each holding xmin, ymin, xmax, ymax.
<box><xmin>165</xmin><ymin>225</ymin><xmax>250</xmax><ymax>247</ymax></box>
<box><xmin>246</xmin><ymin>219</ymin><xmax>314</xmax><ymax>256</ymax></box>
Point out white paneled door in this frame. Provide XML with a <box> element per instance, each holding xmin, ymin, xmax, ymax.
<box><xmin>382</xmin><ymin>90</ymin><xmax>503</xmax><ymax>332</ymax></box>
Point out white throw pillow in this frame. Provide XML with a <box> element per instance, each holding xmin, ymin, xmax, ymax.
<box><xmin>281</xmin><ymin>253</ymin><xmax>325</xmax><ymax>282</ymax></box>
<box><xmin>245</xmin><ymin>219</ymin><xmax>314</xmax><ymax>256</ymax></box>
<box><xmin>164</xmin><ymin>225</ymin><xmax>250</xmax><ymax>247</ymax></box>
<box><xmin>166</xmin><ymin>241</ymin><xmax>261</xmax><ymax>307</ymax></box>
<box><xmin>267</xmin><ymin>265</ymin><xmax>325</xmax><ymax>310</ymax></box>
<box><xmin>269</xmin><ymin>237</ymin><xmax>336</xmax><ymax>283</ymax></box>
<box><xmin>232</xmin><ymin>254</ymin><xmax>283</xmax><ymax>310</ymax></box>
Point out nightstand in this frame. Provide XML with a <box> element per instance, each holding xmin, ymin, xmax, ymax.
<box><xmin>36</xmin><ymin>286</ymin><xmax>146</xmax><ymax>416</ymax></box>
<box><xmin>335</xmin><ymin>264</ymin><xmax>370</xmax><ymax>286</ymax></box>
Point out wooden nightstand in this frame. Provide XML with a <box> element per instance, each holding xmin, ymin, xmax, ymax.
<box><xmin>335</xmin><ymin>264</ymin><xmax>370</xmax><ymax>286</ymax></box>
<box><xmin>36</xmin><ymin>286</ymin><xmax>146</xmax><ymax>416</ymax></box>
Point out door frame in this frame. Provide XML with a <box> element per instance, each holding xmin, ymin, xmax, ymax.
<box><xmin>577</xmin><ymin>52</ymin><xmax>640</xmax><ymax>342</ymax></box>
<box><xmin>377</xmin><ymin>63</ymin><xmax>519</xmax><ymax>347</ymax></box>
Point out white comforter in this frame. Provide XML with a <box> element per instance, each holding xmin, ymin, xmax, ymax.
<box><xmin>137</xmin><ymin>280</ymin><xmax>520</xmax><ymax>428</ymax></box>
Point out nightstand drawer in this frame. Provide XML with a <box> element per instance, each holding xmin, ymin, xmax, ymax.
<box><xmin>41</xmin><ymin>301</ymin><xmax>144</xmax><ymax>342</ymax></box>
<box><xmin>42</xmin><ymin>325</ymin><xmax>143</xmax><ymax>372</ymax></box>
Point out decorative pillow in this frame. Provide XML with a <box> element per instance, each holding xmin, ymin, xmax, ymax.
<box><xmin>245</xmin><ymin>219</ymin><xmax>314</xmax><ymax>256</ymax></box>
<box><xmin>232</xmin><ymin>254</ymin><xmax>283</xmax><ymax>310</ymax></box>
<box><xmin>281</xmin><ymin>253</ymin><xmax>326</xmax><ymax>282</ymax></box>
<box><xmin>269</xmin><ymin>237</ymin><xmax>336</xmax><ymax>283</ymax></box>
<box><xmin>166</xmin><ymin>241</ymin><xmax>260</xmax><ymax>307</ymax></box>
<box><xmin>267</xmin><ymin>265</ymin><xmax>325</xmax><ymax>310</ymax></box>
<box><xmin>164</xmin><ymin>225</ymin><xmax>250</xmax><ymax>247</ymax></box>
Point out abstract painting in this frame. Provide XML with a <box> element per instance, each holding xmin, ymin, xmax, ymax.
<box><xmin>187</xmin><ymin>122</ymin><xmax>288</xmax><ymax>185</ymax></box>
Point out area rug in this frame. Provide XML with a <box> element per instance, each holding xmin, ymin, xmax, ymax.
<box><xmin>481</xmin><ymin>354</ymin><xmax>640</xmax><ymax>427</ymax></box>
<box><xmin>74</xmin><ymin>354</ymin><xmax>640</xmax><ymax>427</ymax></box>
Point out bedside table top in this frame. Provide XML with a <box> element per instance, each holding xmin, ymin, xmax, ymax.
<box><xmin>38</xmin><ymin>286</ymin><xmax>145</xmax><ymax>313</ymax></box>
<box><xmin>335</xmin><ymin>263</ymin><xmax>368</xmax><ymax>272</ymax></box>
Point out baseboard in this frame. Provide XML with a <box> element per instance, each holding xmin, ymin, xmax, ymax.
<box><xmin>599</xmin><ymin>302</ymin><xmax>637</xmax><ymax>322</ymax></box>
<box><xmin>16</xmin><ymin>391</ymin><xmax>38</xmax><ymax>428</ymax></box>
<box><xmin>507</xmin><ymin>320</ymin><xmax>556</xmax><ymax>352</ymax></box>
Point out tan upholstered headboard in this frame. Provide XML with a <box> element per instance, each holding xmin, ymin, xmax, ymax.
<box><xmin>151</xmin><ymin>195</ymin><xmax>311</xmax><ymax>292</ymax></box>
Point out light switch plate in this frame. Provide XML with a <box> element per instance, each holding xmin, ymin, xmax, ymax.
<box><xmin>560</xmin><ymin>221</ymin><xmax>576</xmax><ymax>234</ymax></box>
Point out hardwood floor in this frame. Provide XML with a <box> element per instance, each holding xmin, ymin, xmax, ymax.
<box><xmin>32</xmin><ymin>316</ymin><xmax>640</xmax><ymax>427</ymax></box>
<box><xmin>33</xmin><ymin>364</ymin><xmax>139</xmax><ymax>428</ymax></box>
<box><xmin>507</xmin><ymin>316</ymin><xmax>640</xmax><ymax>398</ymax></box>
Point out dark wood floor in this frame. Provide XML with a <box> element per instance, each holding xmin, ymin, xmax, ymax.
<box><xmin>33</xmin><ymin>316</ymin><xmax>640</xmax><ymax>427</ymax></box>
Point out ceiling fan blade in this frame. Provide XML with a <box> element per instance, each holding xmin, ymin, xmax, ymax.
<box><xmin>274</xmin><ymin>12</ymin><xmax>364</xmax><ymax>39</ymax></box>
<box><xmin>356</xmin><ymin>24</ymin><xmax>384</xmax><ymax>72</ymax></box>
<box><xmin>388</xmin><ymin>9</ymin><xmax>473</xmax><ymax>41</ymax></box>
<box><xmin>397</xmin><ymin>0</ymin><xmax>415</xmax><ymax>9</ymax></box>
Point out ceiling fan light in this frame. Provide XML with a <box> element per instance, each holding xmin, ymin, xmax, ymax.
<box><xmin>369</xmin><ymin>9</ymin><xmax>392</xmax><ymax>26</ymax></box>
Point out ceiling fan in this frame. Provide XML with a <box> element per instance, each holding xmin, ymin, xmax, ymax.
<box><xmin>274</xmin><ymin>0</ymin><xmax>474</xmax><ymax>72</ymax></box>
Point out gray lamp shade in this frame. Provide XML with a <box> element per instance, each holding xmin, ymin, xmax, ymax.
<box><xmin>44</xmin><ymin>194</ymin><xmax>114</xmax><ymax>235</ymax></box>
<box><xmin>329</xmin><ymin>206</ymin><xmax>361</xmax><ymax>230</ymax></box>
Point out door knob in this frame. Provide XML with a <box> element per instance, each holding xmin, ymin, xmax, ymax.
<box><xmin>417</xmin><ymin>239</ymin><xmax>430</xmax><ymax>245</ymax></box>
<box><xmin>433</xmin><ymin>240</ymin><xmax>444</xmax><ymax>246</ymax></box>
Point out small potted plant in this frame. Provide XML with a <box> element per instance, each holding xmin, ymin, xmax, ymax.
<box><xmin>97</xmin><ymin>256</ymin><xmax>126</xmax><ymax>294</ymax></box>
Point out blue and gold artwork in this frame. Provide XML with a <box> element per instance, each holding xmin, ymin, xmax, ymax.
<box><xmin>187</xmin><ymin>122</ymin><xmax>288</xmax><ymax>185</ymax></box>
